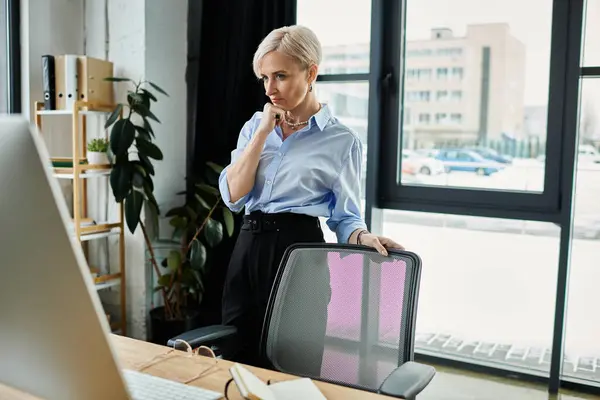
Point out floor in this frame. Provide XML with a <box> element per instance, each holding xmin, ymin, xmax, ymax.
<box><xmin>418</xmin><ymin>364</ymin><xmax>600</xmax><ymax>400</ymax></box>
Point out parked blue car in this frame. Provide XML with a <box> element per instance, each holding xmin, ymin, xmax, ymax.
<box><xmin>466</xmin><ymin>147</ymin><xmax>513</xmax><ymax>164</ymax></box>
<box><xmin>435</xmin><ymin>149</ymin><xmax>504</xmax><ymax>176</ymax></box>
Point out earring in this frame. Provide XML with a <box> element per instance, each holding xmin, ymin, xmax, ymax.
<box><xmin>309</xmin><ymin>83</ymin><xmax>313</xmax><ymax>92</ymax></box>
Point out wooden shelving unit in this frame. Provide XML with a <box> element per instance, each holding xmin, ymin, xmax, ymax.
<box><xmin>34</xmin><ymin>100</ymin><xmax>127</xmax><ymax>336</ymax></box>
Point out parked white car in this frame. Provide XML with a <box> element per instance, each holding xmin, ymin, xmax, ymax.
<box><xmin>402</xmin><ymin>150</ymin><xmax>446</xmax><ymax>175</ymax></box>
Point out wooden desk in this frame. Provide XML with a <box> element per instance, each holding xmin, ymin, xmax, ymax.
<box><xmin>0</xmin><ymin>334</ymin><xmax>394</xmax><ymax>400</ymax></box>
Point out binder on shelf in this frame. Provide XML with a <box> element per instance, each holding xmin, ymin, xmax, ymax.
<box><xmin>54</xmin><ymin>55</ymin><xmax>114</xmax><ymax>110</ymax></box>
<box><xmin>77</xmin><ymin>56</ymin><xmax>114</xmax><ymax>106</ymax></box>
<box><xmin>55</xmin><ymin>55</ymin><xmax>78</xmax><ymax>110</ymax></box>
<box><xmin>41</xmin><ymin>55</ymin><xmax>56</xmax><ymax>110</ymax></box>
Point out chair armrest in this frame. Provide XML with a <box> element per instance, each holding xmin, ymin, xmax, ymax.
<box><xmin>378</xmin><ymin>361</ymin><xmax>435</xmax><ymax>399</ymax></box>
<box><xmin>167</xmin><ymin>325</ymin><xmax>237</xmax><ymax>349</ymax></box>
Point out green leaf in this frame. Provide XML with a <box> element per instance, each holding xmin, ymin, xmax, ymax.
<box><xmin>148</xmin><ymin>81</ymin><xmax>169</xmax><ymax>97</ymax></box>
<box><xmin>190</xmin><ymin>239</ymin><xmax>207</xmax><ymax>271</ymax></box>
<box><xmin>143</xmin><ymin>181</ymin><xmax>159</xmax><ymax>213</ymax></box>
<box><xmin>186</xmin><ymin>206</ymin><xmax>198</xmax><ymax>223</ymax></box>
<box><xmin>139</xmin><ymin>153</ymin><xmax>155</xmax><ymax>176</ymax></box>
<box><xmin>157</xmin><ymin>273</ymin><xmax>172</xmax><ymax>287</ymax></box>
<box><xmin>191</xmin><ymin>269</ymin><xmax>205</xmax><ymax>292</ymax></box>
<box><xmin>195</xmin><ymin>194</ymin><xmax>210</xmax><ymax>210</ymax></box>
<box><xmin>222</xmin><ymin>207</ymin><xmax>234</xmax><ymax>237</ymax></box>
<box><xmin>104</xmin><ymin>77</ymin><xmax>133</xmax><ymax>82</ymax></box>
<box><xmin>132</xmin><ymin>171</ymin><xmax>144</xmax><ymax>188</ymax></box>
<box><xmin>169</xmin><ymin>216</ymin><xmax>187</xmax><ymax>229</ymax></box>
<box><xmin>136</xmin><ymin>137</ymin><xmax>163</xmax><ymax>160</ymax></box>
<box><xmin>132</xmin><ymin>103</ymin><xmax>160</xmax><ymax>123</ymax></box>
<box><xmin>133</xmin><ymin>163</ymin><xmax>147</xmax><ymax>177</ymax></box>
<box><xmin>206</xmin><ymin>162</ymin><xmax>224</xmax><ymax>174</ymax></box>
<box><xmin>104</xmin><ymin>103</ymin><xmax>123</xmax><ymax>129</ymax></box>
<box><xmin>196</xmin><ymin>183</ymin><xmax>219</xmax><ymax>197</ymax></box>
<box><xmin>127</xmin><ymin>91</ymin><xmax>144</xmax><ymax>105</ymax></box>
<box><xmin>141</xmin><ymin>88</ymin><xmax>157</xmax><ymax>102</ymax></box>
<box><xmin>109</xmin><ymin>162</ymin><xmax>132</xmax><ymax>202</ymax></box>
<box><xmin>134</xmin><ymin>125</ymin><xmax>152</xmax><ymax>141</ymax></box>
<box><xmin>167</xmin><ymin>250</ymin><xmax>181</xmax><ymax>272</ymax></box>
<box><xmin>204</xmin><ymin>218</ymin><xmax>223</xmax><ymax>248</ymax></box>
<box><xmin>144</xmin><ymin>119</ymin><xmax>155</xmax><ymax>137</ymax></box>
<box><xmin>125</xmin><ymin>189</ymin><xmax>144</xmax><ymax>233</ymax></box>
<box><xmin>144</xmin><ymin>174</ymin><xmax>154</xmax><ymax>192</ymax></box>
<box><xmin>110</xmin><ymin>118</ymin><xmax>135</xmax><ymax>156</ymax></box>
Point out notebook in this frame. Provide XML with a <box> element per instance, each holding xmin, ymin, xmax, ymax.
<box><xmin>229</xmin><ymin>363</ymin><xmax>327</xmax><ymax>400</ymax></box>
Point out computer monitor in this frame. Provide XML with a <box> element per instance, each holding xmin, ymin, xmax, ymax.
<box><xmin>0</xmin><ymin>116</ymin><xmax>131</xmax><ymax>399</ymax></box>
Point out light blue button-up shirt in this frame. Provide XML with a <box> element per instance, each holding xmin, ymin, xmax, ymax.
<box><xmin>218</xmin><ymin>104</ymin><xmax>367</xmax><ymax>244</ymax></box>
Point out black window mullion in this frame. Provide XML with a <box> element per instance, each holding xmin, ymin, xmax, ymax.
<box><xmin>7</xmin><ymin>0</ymin><xmax>20</xmax><ymax>114</ymax></box>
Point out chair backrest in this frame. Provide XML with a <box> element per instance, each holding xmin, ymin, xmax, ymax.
<box><xmin>261</xmin><ymin>243</ymin><xmax>422</xmax><ymax>393</ymax></box>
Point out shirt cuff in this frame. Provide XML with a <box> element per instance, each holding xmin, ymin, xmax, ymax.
<box><xmin>336</xmin><ymin>220</ymin><xmax>368</xmax><ymax>244</ymax></box>
<box><xmin>218</xmin><ymin>168</ymin><xmax>249</xmax><ymax>213</ymax></box>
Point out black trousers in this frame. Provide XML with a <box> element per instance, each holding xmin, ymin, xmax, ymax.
<box><xmin>221</xmin><ymin>211</ymin><xmax>327</xmax><ymax>375</ymax></box>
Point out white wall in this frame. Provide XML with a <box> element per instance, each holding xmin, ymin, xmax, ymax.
<box><xmin>20</xmin><ymin>0</ymin><xmax>188</xmax><ymax>340</ymax></box>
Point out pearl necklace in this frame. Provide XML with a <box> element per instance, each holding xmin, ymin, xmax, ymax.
<box><xmin>283</xmin><ymin>104</ymin><xmax>322</xmax><ymax>130</ymax></box>
<box><xmin>284</xmin><ymin>117</ymin><xmax>309</xmax><ymax>130</ymax></box>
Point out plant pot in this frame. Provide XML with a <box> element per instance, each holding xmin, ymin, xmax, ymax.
<box><xmin>149</xmin><ymin>306</ymin><xmax>202</xmax><ymax>345</ymax></box>
<box><xmin>87</xmin><ymin>151</ymin><xmax>109</xmax><ymax>165</ymax></box>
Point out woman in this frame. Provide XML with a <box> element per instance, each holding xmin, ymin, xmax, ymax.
<box><xmin>218</xmin><ymin>25</ymin><xmax>403</xmax><ymax>371</ymax></box>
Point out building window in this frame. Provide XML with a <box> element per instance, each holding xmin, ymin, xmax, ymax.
<box><xmin>418</xmin><ymin>113</ymin><xmax>430</xmax><ymax>124</ymax></box>
<box><xmin>450</xmin><ymin>113</ymin><xmax>462</xmax><ymax>123</ymax></box>
<box><xmin>451</xmin><ymin>90</ymin><xmax>463</xmax><ymax>101</ymax></box>
<box><xmin>435</xmin><ymin>112</ymin><xmax>448</xmax><ymax>124</ymax></box>
<box><xmin>451</xmin><ymin>67</ymin><xmax>464</xmax><ymax>80</ymax></box>
<box><xmin>437</xmin><ymin>47</ymin><xmax>463</xmax><ymax>56</ymax></box>
<box><xmin>436</xmin><ymin>90</ymin><xmax>449</xmax><ymax>101</ymax></box>
<box><xmin>436</xmin><ymin>67</ymin><xmax>448</xmax><ymax>79</ymax></box>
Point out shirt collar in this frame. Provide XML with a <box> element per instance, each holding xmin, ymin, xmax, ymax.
<box><xmin>309</xmin><ymin>103</ymin><xmax>332</xmax><ymax>131</ymax></box>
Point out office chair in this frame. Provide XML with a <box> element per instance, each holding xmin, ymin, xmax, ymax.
<box><xmin>169</xmin><ymin>243</ymin><xmax>435</xmax><ymax>399</ymax></box>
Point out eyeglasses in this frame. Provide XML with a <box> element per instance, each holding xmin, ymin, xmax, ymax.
<box><xmin>134</xmin><ymin>339</ymin><xmax>220</xmax><ymax>384</ymax></box>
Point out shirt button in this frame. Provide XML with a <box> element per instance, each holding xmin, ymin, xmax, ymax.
<box><xmin>266</xmin><ymin>180</ymin><xmax>272</xmax><ymax>185</ymax></box>
<box><xmin>278</xmin><ymin>152</ymin><xmax>283</xmax><ymax>157</ymax></box>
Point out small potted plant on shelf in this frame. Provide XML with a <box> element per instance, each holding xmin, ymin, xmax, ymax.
<box><xmin>87</xmin><ymin>138</ymin><xmax>110</xmax><ymax>165</ymax></box>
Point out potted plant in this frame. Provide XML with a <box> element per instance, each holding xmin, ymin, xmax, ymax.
<box><xmin>87</xmin><ymin>138</ymin><xmax>110</xmax><ymax>165</ymax></box>
<box><xmin>148</xmin><ymin>163</ymin><xmax>236</xmax><ymax>345</ymax></box>
<box><xmin>104</xmin><ymin>76</ymin><xmax>172</xmax><ymax>321</ymax></box>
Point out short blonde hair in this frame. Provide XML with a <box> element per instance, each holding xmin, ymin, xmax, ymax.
<box><xmin>252</xmin><ymin>25</ymin><xmax>322</xmax><ymax>78</ymax></box>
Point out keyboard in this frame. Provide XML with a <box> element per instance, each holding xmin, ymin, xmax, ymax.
<box><xmin>122</xmin><ymin>369</ymin><xmax>223</xmax><ymax>400</ymax></box>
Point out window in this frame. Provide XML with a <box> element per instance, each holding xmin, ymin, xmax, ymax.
<box><xmin>563</xmin><ymin>77</ymin><xmax>600</xmax><ymax>387</ymax></box>
<box><xmin>0</xmin><ymin>0</ymin><xmax>8</xmax><ymax>113</ymax></box>
<box><xmin>297</xmin><ymin>0</ymin><xmax>371</xmax><ymax>74</ymax></box>
<box><xmin>451</xmin><ymin>66</ymin><xmax>464</xmax><ymax>80</ymax></box>
<box><xmin>382</xmin><ymin>210</ymin><xmax>560</xmax><ymax>377</ymax></box>
<box><xmin>434</xmin><ymin>112</ymin><xmax>448</xmax><ymax>124</ymax></box>
<box><xmin>582</xmin><ymin>0</ymin><xmax>600</xmax><ymax>67</ymax></box>
<box><xmin>418</xmin><ymin>113</ymin><xmax>430</xmax><ymax>124</ymax></box>
<box><xmin>1</xmin><ymin>0</ymin><xmax>19</xmax><ymax>114</ymax></box>
<box><xmin>450</xmin><ymin>113</ymin><xmax>462</xmax><ymax>124</ymax></box>
<box><xmin>436</xmin><ymin>67</ymin><xmax>448</xmax><ymax>80</ymax></box>
<box><xmin>451</xmin><ymin>90</ymin><xmax>463</xmax><ymax>101</ymax></box>
<box><xmin>296</xmin><ymin>0</ymin><xmax>589</xmax><ymax>393</ymax></box>
<box><xmin>379</xmin><ymin>0</ymin><xmax>566</xmax><ymax>221</ymax></box>
<box><xmin>298</xmin><ymin>0</ymin><xmax>371</xmax><ymax>216</ymax></box>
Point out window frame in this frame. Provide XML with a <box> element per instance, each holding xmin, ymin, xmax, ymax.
<box><xmin>5</xmin><ymin>0</ymin><xmax>20</xmax><ymax>114</ymax></box>
<box><xmin>375</xmin><ymin>0</ymin><xmax>579</xmax><ymax>224</ymax></box>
